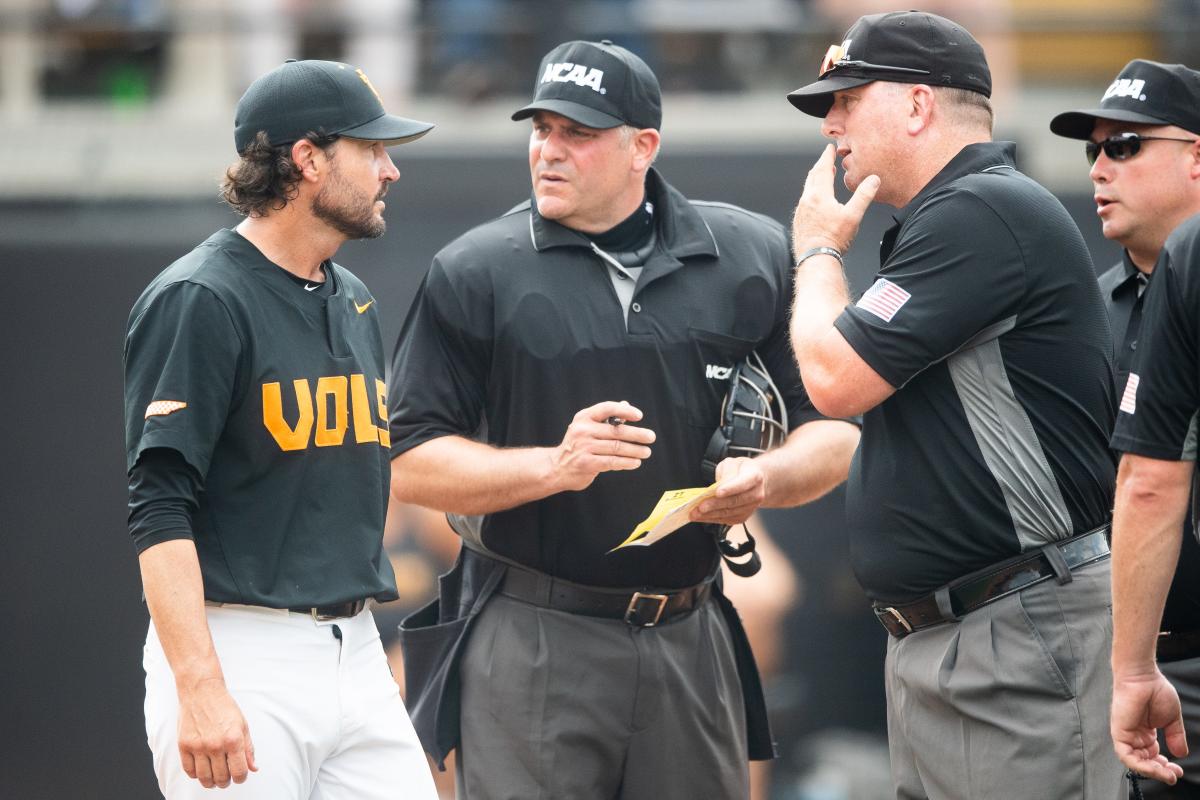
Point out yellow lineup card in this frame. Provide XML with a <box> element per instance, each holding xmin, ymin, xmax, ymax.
<box><xmin>609</xmin><ymin>483</ymin><xmax>719</xmax><ymax>552</ymax></box>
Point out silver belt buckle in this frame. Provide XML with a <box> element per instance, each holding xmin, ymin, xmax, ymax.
<box><xmin>625</xmin><ymin>592</ymin><xmax>668</xmax><ymax>627</ymax></box>
<box><xmin>878</xmin><ymin>606</ymin><xmax>913</xmax><ymax>634</ymax></box>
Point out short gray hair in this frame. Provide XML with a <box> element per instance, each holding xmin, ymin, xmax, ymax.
<box><xmin>934</xmin><ymin>86</ymin><xmax>994</xmax><ymax>135</ymax></box>
<box><xmin>618</xmin><ymin>124</ymin><xmax>661</xmax><ymax>163</ymax></box>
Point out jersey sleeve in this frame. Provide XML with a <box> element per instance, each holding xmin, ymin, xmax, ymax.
<box><xmin>124</xmin><ymin>281</ymin><xmax>242</xmax><ymax>477</ymax></box>
<box><xmin>388</xmin><ymin>253</ymin><xmax>494</xmax><ymax>458</ymax></box>
<box><xmin>833</xmin><ymin>189</ymin><xmax>1026</xmax><ymax>388</ymax></box>
<box><xmin>1111</xmin><ymin>227</ymin><xmax>1200</xmax><ymax>460</ymax></box>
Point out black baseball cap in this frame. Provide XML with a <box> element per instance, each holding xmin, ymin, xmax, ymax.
<box><xmin>511</xmin><ymin>40</ymin><xmax>662</xmax><ymax>130</ymax></box>
<box><xmin>787</xmin><ymin>11</ymin><xmax>991</xmax><ymax>118</ymax></box>
<box><xmin>1049</xmin><ymin>60</ymin><xmax>1200</xmax><ymax>139</ymax></box>
<box><xmin>234</xmin><ymin>59</ymin><xmax>434</xmax><ymax>152</ymax></box>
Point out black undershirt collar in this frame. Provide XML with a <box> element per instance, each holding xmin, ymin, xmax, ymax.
<box><xmin>586</xmin><ymin>195</ymin><xmax>654</xmax><ymax>253</ymax></box>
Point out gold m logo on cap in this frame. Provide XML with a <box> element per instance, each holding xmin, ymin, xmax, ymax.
<box><xmin>356</xmin><ymin>68</ymin><xmax>383</xmax><ymax>103</ymax></box>
<box><xmin>819</xmin><ymin>40</ymin><xmax>852</xmax><ymax>77</ymax></box>
<box><xmin>145</xmin><ymin>400</ymin><xmax>187</xmax><ymax>418</ymax></box>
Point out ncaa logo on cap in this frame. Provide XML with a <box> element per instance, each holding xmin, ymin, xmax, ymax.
<box><xmin>1049</xmin><ymin>60</ymin><xmax>1200</xmax><ymax>141</ymax></box>
<box><xmin>540</xmin><ymin>62</ymin><xmax>607</xmax><ymax>94</ymax></box>
<box><xmin>1102</xmin><ymin>78</ymin><xmax>1147</xmax><ymax>102</ymax></box>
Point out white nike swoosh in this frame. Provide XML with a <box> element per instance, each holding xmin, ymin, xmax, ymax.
<box><xmin>304</xmin><ymin>283</ymin><xmax>320</xmax><ymax>291</ymax></box>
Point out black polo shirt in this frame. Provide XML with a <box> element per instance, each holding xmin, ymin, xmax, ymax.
<box><xmin>1101</xmin><ymin>249</ymin><xmax>1200</xmax><ymax>633</ymax></box>
<box><xmin>1112</xmin><ymin>215</ymin><xmax>1200</xmax><ymax>587</ymax></box>
<box><xmin>1112</xmin><ymin>215</ymin><xmax>1200</xmax><ymax>460</ymax></box>
<box><xmin>834</xmin><ymin>142</ymin><xmax>1116</xmax><ymax>603</ymax></box>
<box><xmin>389</xmin><ymin>168</ymin><xmax>827</xmax><ymax>589</ymax></box>
<box><xmin>124</xmin><ymin>229</ymin><xmax>399</xmax><ymax>608</ymax></box>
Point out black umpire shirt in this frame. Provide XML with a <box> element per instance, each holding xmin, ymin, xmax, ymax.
<box><xmin>1102</xmin><ymin>252</ymin><xmax>1200</xmax><ymax>634</ymax></box>
<box><xmin>834</xmin><ymin>142</ymin><xmax>1117</xmax><ymax>603</ymax></box>
<box><xmin>1112</xmin><ymin>212</ymin><xmax>1200</xmax><ymax>565</ymax></box>
<box><xmin>389</xmin><ymin>168</ymin><xmax>828</xmax><ymax>589</ymax></box>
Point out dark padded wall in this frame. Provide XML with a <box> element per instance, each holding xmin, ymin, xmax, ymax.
<box><xmin>0</xmin><ymin>149</ymin><xmax>1119</xmax><ymax>799</ymax></box>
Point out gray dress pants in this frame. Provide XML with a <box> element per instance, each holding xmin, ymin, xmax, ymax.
<box><xmin>884</xmin><ymin>559</ymin><xmax>1125</xmax><ymax>799</ymax></box>
<box><xmin>455</xmin><ymin>592</ymin><xmax>749</xmax><ymax>800</ymax></box>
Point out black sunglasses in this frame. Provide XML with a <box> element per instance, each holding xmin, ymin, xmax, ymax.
<box><xmin>1085</xmin><ymin>132</ymin><xmax>1198</xmax><ymax>165</ymax></box>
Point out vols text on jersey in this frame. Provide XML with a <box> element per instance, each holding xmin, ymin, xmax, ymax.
<box><xmin>262</xmin><ymin>373</ymin><xmax>389</xmax><ymax>451</ymax></box>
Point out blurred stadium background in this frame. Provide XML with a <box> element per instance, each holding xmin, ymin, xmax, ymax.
<box><xmin>1</xmin><ymin>1</ymin><xmax>1192</xmax><ymax>798</ymax></box>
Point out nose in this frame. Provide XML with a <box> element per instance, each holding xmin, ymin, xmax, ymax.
<box><xmin>1088</xmin><ymin>149</ymin><xmax>1110</xmax><ymax>184</ymax></box>
<box><xmin>820</xmin><ymin>108</ymin><xmax>843</xmax><ymax>140</ymax></box>
<box><xmin>539</xmin><ymin>129</ymin><xmax>566</xmax><ymax>163</ymax></box>
<box><xmin>381</xmin><ymin>151</ymin><xmax>400</xmax><ymax>182</ymax></box>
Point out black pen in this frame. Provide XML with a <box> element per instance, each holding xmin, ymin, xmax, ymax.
<box><xmin>605</xmin><ymin>416</ymin><xmax>624</xmax><ymax>426</ymax></box>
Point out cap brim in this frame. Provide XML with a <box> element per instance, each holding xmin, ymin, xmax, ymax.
<box><xmin>1049</xmin><ymin>107</ymin><xmax>1170</xmax><ymax>140</ymax></box>
<box><xmin>511</xmin><ymin>99</ymin><xmax>624</xmax><ymax>129</ymax></box>
<box><xmin>340</xmin><ymin>113</ymin><xmax>435</xmax><ymax>146</ymax></box>
<box><xmin>787</xmin><ymin>74</ymin><xmax>877</xmax><ymax>117</ymax></box>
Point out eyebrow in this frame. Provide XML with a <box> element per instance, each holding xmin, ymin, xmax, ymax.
<box><xmin>533</xmin><ymin>116</ymin><xmax>598</xmax><ymax>135</ymax></box>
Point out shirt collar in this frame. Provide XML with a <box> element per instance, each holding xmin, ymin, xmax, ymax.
<box><xmin>1119</xmin><ymin>250</ymin><xmax>1151</xmax><ymax>295</ymax></box>
<box><xmin>528</xmin><ymin>167</ymin><xmax>719</xmax><ymax>259</ymax></box>
<box><xmin>892</xmin><ymin>141</ymin><xmax>1019</xmax><ymax>229</ymax></box>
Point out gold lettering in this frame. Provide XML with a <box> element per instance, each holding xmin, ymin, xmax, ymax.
<box><xmin>375</xmin><ymin>378</ymin><xmax>390</xmax><ymax>447</ymax></box>
<box><xmin>349</xmin><ymin>374</ymin><xmax>377</xmax><ymax>444</ymax></box>
<box><xmin>262</xmin><ymin>380</ymin><xmax>314</xmax><ymax>451</ymax></box>
<box><xmin>356</xmin><ymin>69</ymin><xmax>383</xmax><ymax>103</ymax></box>
<box><xmin>314</xmin><ymin>376</ymin><xmax>348</xmax><ymax>447</ymax></box>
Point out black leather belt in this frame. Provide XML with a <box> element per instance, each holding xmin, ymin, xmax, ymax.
<box><xmin>288</xmin><ymin>599</ymin><xmax>368</xmax><ymax>621</ymax></box>
<box><xmin>1157</xmin><ymin>628</ymin><xmax>1200</xmax><ymax>663</ymax></box>
<box><xmin>873</xmin><ymin>527</ymin><xmax>1111</xmax><ymax>639</ymax></box>
<box><xmin>497</xmin><ymin>561</ymin><xmax>712</xmax><ymax>628</ymax></box>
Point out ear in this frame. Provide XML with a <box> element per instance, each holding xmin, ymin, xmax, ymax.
<box><xmin>290</xmin><ymin>139</ymin><xmax>326</xmax><ymax>183</ymax></box>
<box><xmin>906</xmin><ymin>84</ymin><xmax>935</xmax><ymax>136</ymax></box>
<box><xmin>1189</xmin><ymin>138</ymin><xmax>1200</xmax><ymax>181</ymax></box>
<box><xmin>631</xmin><ymin>128</ymin><xmax>661</xmax><ymax>172</ymax></box>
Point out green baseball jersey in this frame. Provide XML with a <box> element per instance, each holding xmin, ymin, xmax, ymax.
<box><xmin>124</xmin><ymin>228</ymin><xmax>398</xmax><ymax>607</ymax></box>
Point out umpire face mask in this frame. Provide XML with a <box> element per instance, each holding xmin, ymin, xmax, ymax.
<box><xmin>701</xmin><ymin>351</ymin><xmax>789</xmax><ymax>483</ymax></box>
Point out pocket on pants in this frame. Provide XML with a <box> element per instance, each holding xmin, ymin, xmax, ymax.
<box><xmin>1009</xmin><ymin>587</ymin><xmax>1076</xmax><ymax>700</ymax></box>
<box><xmin>475</xmin><ymin>599</ymin><xmax>545</xmax><ymax>728</ymax></box>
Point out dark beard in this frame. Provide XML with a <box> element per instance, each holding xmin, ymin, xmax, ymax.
<box><xmin>312</xmin><ymin>182</ymin><xmax>386</xmax><ymax>240</ymax></box>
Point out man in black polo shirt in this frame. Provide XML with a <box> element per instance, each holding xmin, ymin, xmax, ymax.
<box><xmin>786</xmin><ymin>11</ymin><xmax>1123</xmax><ymax>798</ymax></box>
<box><xmin>124</xmin><ymin>60</ymin><xmax>436</xmax><ymax>798</ymax></box>
<box><xmin>1051</xmin><ymin>59</ymin><xmax>1200</xmax><ymax>796</ymax></box>
<box><xmin>389</xmin><ymin>39</ymin><xmax>861</xmax><ymax>800</ymax></box>
<box><xmin>1110</xmin><ymin>213</ymin><xmax>1200</xmax><ymax>788</ymax></box>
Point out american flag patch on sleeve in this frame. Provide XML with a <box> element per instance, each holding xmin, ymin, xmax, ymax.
<box><xmin>856</xmin><ymin>278</ymin><xmax>911</xmax><ymax>322</ymax></box>
<box><xmin>1119</xmin><ymin>374</ymin><xmax>1139</xmax><ymax>414</ymax></box>
<box><xmin>145</xmin><ymin>400</ymin><xmax>188</xmax><ymax>418</ymax></box>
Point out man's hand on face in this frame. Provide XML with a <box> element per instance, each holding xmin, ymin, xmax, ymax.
<box><xmin>792</xmin><ymin>143</ymin><xmax>879</xmax><ymax>256</ymax></box>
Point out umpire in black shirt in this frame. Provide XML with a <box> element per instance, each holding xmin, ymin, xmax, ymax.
<box><xmin>786</xmin><ymin>11</ymin><xmax>1124</xmax><ymax>799</ymax></box>
<box><xmin>388</xmin><ymin>39</ymin><xmax>861</xmax><ymax>799</ymax></box>
<box><xmin>1055</xmin><ymin>61</ymin><xmax>1200</xmax><ymax>791</ymax></box>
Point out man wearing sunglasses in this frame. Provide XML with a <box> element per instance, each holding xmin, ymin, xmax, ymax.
<box><xmin>786</xmin><ymin>10</ymin><xmax>1124</xmax><ymax>799</ymax></box>
<box><xmin>1052</xmin><ymin>60</ymin><xmax>1200</xmax><ymax>794</ymax></box>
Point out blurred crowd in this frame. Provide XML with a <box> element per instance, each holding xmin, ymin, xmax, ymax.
<box><xmin>14</xmin><ymin>0</ymin><xmax>1200</xmax><ymax>115</ymax></box>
